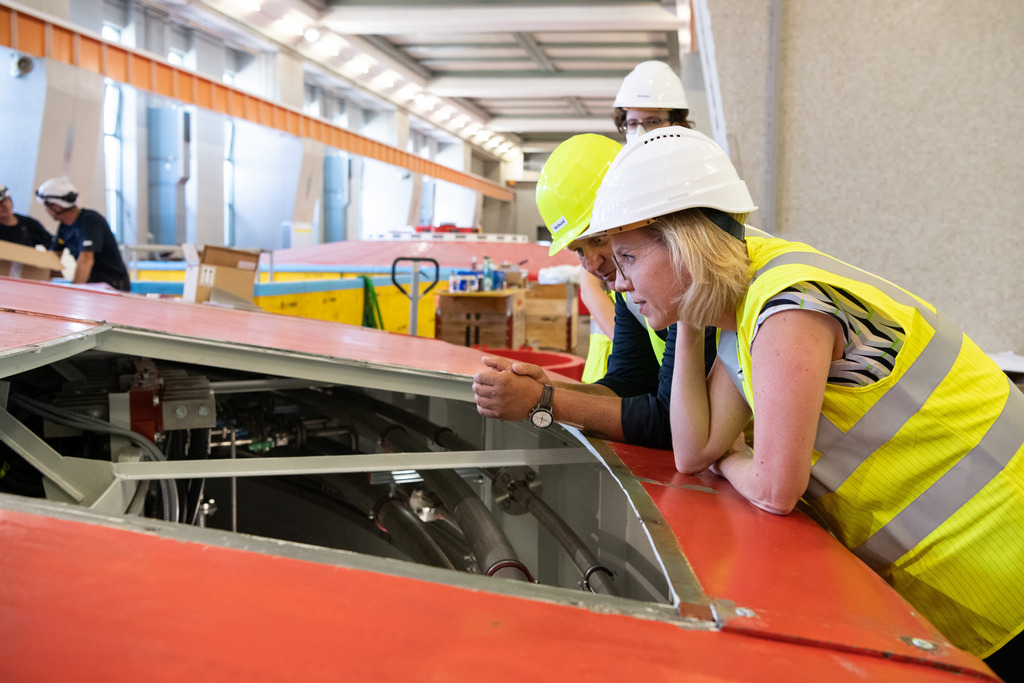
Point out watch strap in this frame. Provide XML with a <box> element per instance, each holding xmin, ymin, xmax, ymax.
<box><xmin>538</xmin><ymin>383</ymin><xmax>553</xmax><ymax>410</ymax></box>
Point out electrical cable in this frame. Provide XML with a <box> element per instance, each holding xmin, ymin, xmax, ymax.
<box><xmin>9</xmin><ymin>394</ymin><xmax>180</xmax><ymax>522</ymax></box>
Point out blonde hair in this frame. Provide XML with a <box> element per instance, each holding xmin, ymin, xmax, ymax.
<box><xmin>650</xmin><ymin>209</ymin><xmax>750</xmax><ymax>330</ymax></box>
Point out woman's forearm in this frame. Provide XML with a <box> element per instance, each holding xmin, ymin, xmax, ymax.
<box><xmin>715</xmin><ymin>448</ymin><xmax>800</xmax><ymax>515</ymax></box>
<box><xmin>670</xmin><ymin>324</ymin><xmax>717</xmax><ymax>473</ymax></box>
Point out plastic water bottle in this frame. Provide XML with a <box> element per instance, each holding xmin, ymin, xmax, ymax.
<box><xmin>482</xmin><ymin>256</ymin><xmax>494</xmax><ymax>291</ymax></box>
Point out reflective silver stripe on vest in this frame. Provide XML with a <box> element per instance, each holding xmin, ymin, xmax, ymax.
<box><xmin>751</xmin><ymin>251</ymin><xmax>963</xmax><ymax>499</ymax></box>
<box><xmin>806</xmin><ymin>312</ymin><xmax>963</xmax><ymax>498</ymax></box>
<box><xmin>853</xmin><ymin>377</ymin><xmax>1024</xmax><ymax>570</ymax></box>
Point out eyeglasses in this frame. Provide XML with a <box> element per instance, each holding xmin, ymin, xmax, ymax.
<box><xmin>611</xmin><ymin>253</ymin><xmax>626</xmax><ymax>281</ymax></box>
<box><xmin>624</xmin><ymin>117</ymin><xmax>668</xmax><ymax>132</ymax></box>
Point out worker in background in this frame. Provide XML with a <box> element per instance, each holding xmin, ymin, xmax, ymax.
<box><xmin>473</xmin><ymin>134</ymin><xmax>715</xmax><ymax>448</ymax></box>
<box><xmin>576</xmin><ymin>60</ymin><xmax>695</xmax><ymax>383</ymax></box>
<box><xmin>36</xmin><ymin>177</ymin><xmax>130</xmax><ymax>291</ymax></box>
<box><xmin>580</xmin><ymin>125</ymin><xmax>1024</xmax><ymax>678</ymax></box>
<box><xmin>612</xmin><ymin>60</ymin><xmax>693</xmax><ymax>142</ymax></box>
<box><xmin>0</xmin><ymin>184</ymin><xmax>52</xmax><ymax>248</ymax></box>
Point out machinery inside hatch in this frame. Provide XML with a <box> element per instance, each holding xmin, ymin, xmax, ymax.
<box><xmin>0</xmin><ymin>350</ymin><xmax>671</xmax><ymax>604</ymax></box>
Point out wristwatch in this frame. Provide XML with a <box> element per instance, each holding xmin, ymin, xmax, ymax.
<box><xmin>529</xmin><ymin>384</ymin><xmax>554</xmax><ymax>429</ymax></box>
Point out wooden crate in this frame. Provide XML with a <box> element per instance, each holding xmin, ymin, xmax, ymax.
<box><xmin>524</xmin><ymin>283</ymin><xmax>578</xmax><ymax>352</ymax></box>
<box><xmin>435</xmin><ymin>290</ymin><xmax>526</xmax><ymax>348</ymax></box>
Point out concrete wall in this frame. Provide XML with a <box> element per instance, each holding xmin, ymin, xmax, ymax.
<box><xmin>709</xmin><ymin>0</ymin><xmax>1024</xmax><ymax>353</ymax></box>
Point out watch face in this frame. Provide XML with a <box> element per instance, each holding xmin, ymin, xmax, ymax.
<box><xmin>530</xmin><ymin>409</ymin><xmax>553</xmax><ymax>429</ymax></box>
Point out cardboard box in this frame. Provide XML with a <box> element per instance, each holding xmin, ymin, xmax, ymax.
<box><xmin>435</xmin><ymin>290</ymin><xmax>525</xmax><ymax>348</ymax></box>
<box><xmin>525</xmin><ymin>283</ymin><xmax>578</xmax><ymax>352</ymax></box>
<box><xmin>497</xmin><ymin>265</ymin><xmax>527</xmax><ymax>288</ymax></box>
<box><xmin>182</xmin><ymin>244</ymin><xmax>259</xmax><ymax>304</ymax></box>
<box><xmin>0</xmin><ymin>241</ymin><xmax>62</xmax><ymax>281</ymax></box>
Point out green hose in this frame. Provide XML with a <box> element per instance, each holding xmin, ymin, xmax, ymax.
<box><xmin>359</xmin><ymin>275</ymin><xmax>384</xmax><ymax>329</ymax></box>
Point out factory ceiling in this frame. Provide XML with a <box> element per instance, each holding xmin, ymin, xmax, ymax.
<box><xmin>162</xmin><ymin>0</ymin><xmax>692</xmax><ymax>158</ymax></box>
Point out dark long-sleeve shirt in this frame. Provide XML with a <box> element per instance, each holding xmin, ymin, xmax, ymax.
<box><xmin>594</xmin><ymin>292</ymin><xmax>715</xmax><ymax>449</ymax></box>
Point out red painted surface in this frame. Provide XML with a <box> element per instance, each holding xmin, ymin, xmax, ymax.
<box><xmin>478</xmin><ymin>346</ymin><xmax>586</xmax><ymax>381</ymax></box>
<box><xmin>0</xmin><ymin>309</ymin><xmax>96</xmax><ymax>348</ymax></box>
<box><xmin>271</xmin><ymin>239</ymin><xmax>579</xmax><ymax>280</ymax></box>
<box><xmin>0</xmin><ymin>506</ymin><xmax>995</xmax><ymax>682</ymax></box>
<box><xmin>609</xmin><ymin>442</ymin><xmax>989</xmax><ymax>674</ymax></box>
<box><xmin>0</xmin><ymin>278</ymin><xmax>998</xmax><ymax>681</ymax></box>
<box><xmin>0</xmin><ymin>277</ymin><xmax>490</xmax><ymax>377</ymax></box>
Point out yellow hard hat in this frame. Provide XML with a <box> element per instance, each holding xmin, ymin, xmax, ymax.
<box><xmin>536</xmin><ymin>134</ymin><xmax>622</xmax><ymax>256</ymax></box>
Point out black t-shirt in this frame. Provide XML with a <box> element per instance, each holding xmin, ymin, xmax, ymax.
<box><xmin>0</xmin><ymin>214</ymin><xmax>52</xmax><ymax>248</ymax></box>
<box><xmin>52</xmin><ymin>208</ymin><xmax>130</xmax><ymax>290</ymax></box>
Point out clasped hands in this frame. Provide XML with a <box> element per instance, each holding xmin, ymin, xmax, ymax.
<box><xmin>473</xmin><ymin>355</ymin><xmax>549</xmax><ymax>421</ymax></box>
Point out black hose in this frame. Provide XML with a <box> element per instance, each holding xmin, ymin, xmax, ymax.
<box><xmin>508</xmin><ymin>480</ymin><xmax>616</xmax><ymax>595</ymax></box>
<box><xmin>377</xmin><ymin>425</ymin><xmax>531</xmax><ymax>582</ymax></box>
<box><xmin>9</xmin><ymin>393</ymin><xmax>179</xmax><ymax>522</ymax></box>
<box><xmin>334</xmin><ymin>387</ymin><xmax>612</xmax><ymax>592</ymax></box>
<box><xmin>323</xmin><ymin>474</ymin><xmax>455</xmax><ymax>570</ymax></box>
<box><xmin>286</xmin><ymin>390</ymin><xmax>531</xmax><ymax>582</ymax></box>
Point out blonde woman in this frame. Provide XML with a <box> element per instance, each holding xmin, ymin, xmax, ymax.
<box><xmin>577</xmin><ymin>126</ymin><xmax>1024</xmax><ymax>676</ymax></box>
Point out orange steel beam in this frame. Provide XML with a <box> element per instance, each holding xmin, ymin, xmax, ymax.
<box><xmin>0</xmin><ymin>3</ymin><xmax>513</xmax><ymax>203</ymax></box>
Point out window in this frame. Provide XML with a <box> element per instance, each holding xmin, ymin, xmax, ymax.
<box><xmin>323</xmin><ymin>94</ymin><xmax>347</xmax><ymax>127</ymax></box>
<box><xmin>101</xmin><ymin>23</ymin><xmax>121</xmax><ymax>43</ymax></box>
<box><xmin>418</xmin><ymin>178</ymin><xmax>436</xmax><ymax>227</ymax></box>
<box><xmin>302</xmin><ymin>84</ymin><xmax>321</xmax><ymax>118</ymax></box>
<box><xmin>223</xmin><ymin>120</ymin><xmax>236</xmax><ymax>245</ymax></box>
<box><xmin>102</xmin><ymin>80</ymin><xmax>124</xmax><ymax>241</ymax></box>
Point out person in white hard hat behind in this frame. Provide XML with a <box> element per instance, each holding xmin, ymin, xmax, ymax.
<box><xmin>36</xmin><ymin>177</ymin><xmax>131</xmax><ymax>291</ymax></box>
<box><xmin>577</xmin><ymin>60</ymin><xmax>695</xmax><ymax>385</ymax></box>
<box><xmin>579</xmin><ymin>125</ymin><xmax>1024</xmax><ymax>677</ymax></box>
<box><xmin>569</xmin><ymin>59</ymin><xmax>697</xmax><ymax>406</ymax></box>
<box><xmin>612</xmin><ymin>60</ymin><xmax>692</xmax><ymax>142</ymax></box>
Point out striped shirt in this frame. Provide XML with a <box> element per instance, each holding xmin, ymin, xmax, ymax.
<box><xmin>754</xmin><ymin>282</ymin><xmax>906</xmax><ymax>387</ymax></box>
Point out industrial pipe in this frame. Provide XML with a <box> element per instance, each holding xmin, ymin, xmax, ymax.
<box><xmin>286</xmin><ymin>389</ymin><xmax>531</xmax><ymax>582</ymax></box>
<box><xmin>333</xmin><ymin>387</ymin><xmax>613</xmax><ymax>593</ymax></box>
<box><xmin>322</xmin><ymin>473</ymin><xmax>456</xmax><ymax>571</ymax></box>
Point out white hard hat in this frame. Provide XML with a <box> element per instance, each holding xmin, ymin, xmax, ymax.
<box><xmin>36</xmin><ymin>177</ymin><xmax>78</xmax><ymax>208</ymax></box>
<box><xmin>583</xmin><ymin>126</ymin><xmax>756</xmax><ymax>238</ymax></box>
<box><xmin>0</xmin><ymin>184</ymin><xmax>9</xmax><ymax>202</ymax></box>
<box><xmin>614</xmin><ymin>61</ymin><xmax>688</xmax><ymax>110</ymax></box>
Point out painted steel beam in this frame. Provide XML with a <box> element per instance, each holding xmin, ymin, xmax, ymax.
<box><xmin>112</xmin><ymin>447</ymin><xmax>595</xmax><ymax>480</ymax></box>
<box><xmin>93</xmin><ymin>328</ymin><xmax>476</xmax><ymax>402</ymax></box>
<box><xmin>488</xmin><ymin>116</ymin><xmax>618</xmax><ymax>134</ymax></box>
<box><xmin>320</xmin><ymin>5</ymin><xmax>688</xmax><ymax>35</ymax></box>
<box><xmin>431</xmin><ymin>75</ymin><xmax>624</xmax><ymax>99</ymax></box>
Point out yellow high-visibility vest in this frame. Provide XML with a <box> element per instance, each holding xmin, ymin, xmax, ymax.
<box><xmin>732</xmin><ymin>233</ymin><xmax>1024</xmax><ymax>657</ymax></box>
<box><xmin>581</xmin><ymin>331</ymin><xmax>613</xmax><ymax>384</ymax></box>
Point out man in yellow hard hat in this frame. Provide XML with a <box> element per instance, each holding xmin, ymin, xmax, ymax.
<box><xmin>472</xmin><ymin>133</ymin><xmax>715</xmax><ymax>446</ymax></box>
